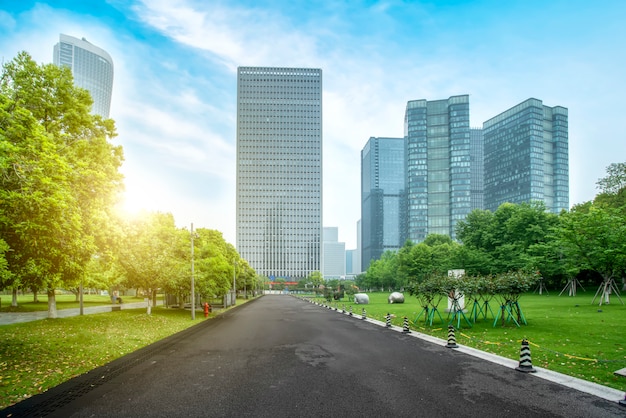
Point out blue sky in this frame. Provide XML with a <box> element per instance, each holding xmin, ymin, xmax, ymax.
<box><xmin>1</xmin><ymin>1</ymin><xmax>625</xmax><ymax>249</ymax></box>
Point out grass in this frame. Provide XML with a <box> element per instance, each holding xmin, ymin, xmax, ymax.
<box><xmin>306</xmin><ymin>290</ymin><xmax>626</xmax><ymax>393</ymax></box>
<box><xmin>0</xmin><ymin>294</ymin><xmax>154</xmax><ymax>312</ymax></box>
<box><xmin>0</xmin><ymin>305</ymin><xmax>223</xmax><ymax>410</ymax></box>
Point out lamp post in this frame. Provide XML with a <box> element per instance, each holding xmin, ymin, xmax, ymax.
<box><xmin>233</xmin><ymin>258</ymin><xmax>237</xmax><ymax>306</ymax></box>
<box><xmin>191</xmin><ymin>223</ymin><xmax>195</xmax><ymax>320</ymax></box>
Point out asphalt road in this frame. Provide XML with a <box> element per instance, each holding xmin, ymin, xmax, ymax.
<box><xmin>5</xmin><ymin>295</ymin><xmax>625</xmax><ymax>417</ymax></box>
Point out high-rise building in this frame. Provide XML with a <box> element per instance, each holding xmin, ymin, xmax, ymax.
<box><xmin>322</xmin><ymin>227</ymin><xmax>346</xmax><ymax>279</ymax></box>
<box><xmin>345</xmin><ymin>249</ymin><xmax>358</xmax><ymax>276</ymax></box>
<box><xmin>53</xmin><ymin>34</ymin><xmax>114</xmax><ymax>118</ymax></box>
<box><xmin>354</xmin><ymin>219</ymin><xmax>362</xmax><ymax>274</ymax></box>
<box><xmin>470</xmin><ymin>127</ymin><xmax>484</xmax><ymax>211</ymax></box>
<box><xmin>483</xmin><ymin>98</ymin><xmax>569</xmax><ymax>213</ymax></box>
<box><xmin>236</xmin><ymin>67</ymin><xmax>322</xmax><ymax>281</ymax></box>
<box><xmin>404</xmin><ymin>95</ymin><xmax>471</xmax><ymax>242</ymax></box>
<box><xmin>361</xmin><ymin>137</ymin><xmax>406</xmax><ymax>270</ymax></box>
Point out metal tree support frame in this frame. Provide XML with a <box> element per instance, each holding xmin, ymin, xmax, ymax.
<box><xmin>559</xmin><ymin>278</ymin><xmax>585</xmax><ymax>297</ymax></box>
<box><xmin>469</xmin><ymin>295</ymin><xmax>495</xmax><ymax>323</ymax></box>
<box><xmin>493</xmin><ymin>299</ymin><xmax>527</xmax><ymax>328</ymax></box>
<box><xmin>413</xmin><ymin>294</ymin><xmax>444</xmax><ymax>326</ymax></box>
<box><xmin>533</xmin><ymin>278</ymin><xmax>549</xmax><ymax>295</ymax></box>
<box><xmin>591</xmin><ymin>278</ymin><xmax>624</xmax><ymax>306</ymax></box>
<box><xmin>447</xmin><ymin>292</ymin><xmax>472</xmax><ymax>329</ymax></box>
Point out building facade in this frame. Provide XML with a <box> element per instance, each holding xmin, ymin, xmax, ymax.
<box><xmin>236</xmin><ymin>67</ymin><xmax>322</xmax><ymax>281</ymax></box>
<box><xmin>361</xmin><ymin>137</ymin><xmax>406</xmax><ymax>270</ymax></box>
<box><xmin>322</xmin><ymin>227</ymin><xmax>346</xmax><ymax>279</ymax></box>
<box><xmin>404</xmin><ymin>95</ymin><xmax>471</xmax><ymax>242</ymax></box>
<box><xmin>470</xmin><ymin>127</ymin><xmax>484</xmax><ymax>211</ymax></box>
<box><xmin>53</xmin><ymin>34</ymin><xmax>114</xmax><ymax>118</ymax></box>
<box><xmin>483</xmin><ymin>98</ymin><xmax>569</xmax><ymax>213</ymax></box>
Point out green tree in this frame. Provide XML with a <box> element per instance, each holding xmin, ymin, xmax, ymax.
<box><xmin>116</xmin><ymin>212</ymin><xmax>184</xmax><ymax>310</ymax></box>
<box><xmin>308</xmin><ymin>270</ymin><xmax>324</xmax><ymax>289</ymax></box>
<box><xmin>456</xmin><ymin>202</ymin><xmax>558</xmax><ymax>276</ymax></box>
<box><xmin>554</xmin><ymin>204</ymin><xmax>626</xmax><ymax>297</ymax></box>
<box><xmin>0</xmin><ymin>52</ymin><xmax>123</xmax><ymax>317</ymax></box>
<box><xmin>194</xmin><ymin>228</ymin><xmax>236</xmax><ymax>300</ymax></box>
<box><xmin>595</xmin><ymin>162</ymin><xmax>626</xmax><ymax>211</ymax></box>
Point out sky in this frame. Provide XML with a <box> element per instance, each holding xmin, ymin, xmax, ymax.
<box><xmin>1</xmin><ymin>1</ymin><xmax>625</xmax><ymax>249</ymax></box>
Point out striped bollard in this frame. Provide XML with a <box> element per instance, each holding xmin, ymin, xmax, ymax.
<box><xmin>515</xmin><ymin>339</ymin><xmax>536</xmax><ymax>373</ymax></box>
<box><xmin>402</xmin><ymin>316</ymin><xmax>411</xmax><ymax>333</ymax></box>
<box><xmin>349</xmin><ymin>305</ymin><xmax>353</xmax><ymax>316</ymax></box>
<box><xmin>386</xmin><ymin>313</ymin><xmax>391</xmax><ymax>328</ymax></box>
<box><xmin>445</xmin><ymin>325</ymin><xmax>458</xmax><ymax>348</ymax></box>
<box><xmin>342</xmin><ymin>304</ymin><xmax>345</xmax><ymax>313</ymax></box>
<box><xmin>361</xmin><ymin>308</ymin><xmax>366</xmax><ymax>320</ymax></box>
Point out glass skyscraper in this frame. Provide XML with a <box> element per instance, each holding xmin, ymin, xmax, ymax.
<box><xmin>404</xmin><ymin>95</ymin><xmax>471</xmax><ymax>243</ymax></box>
<box><xmin>236</xmin><ymin>67</ymin><xmax>322</xmax><ymax>281</ymax></box>
<box><xmin>483</xmin><ymin>98</ymin><xmax>569</xmax><ymax>213</ymax></box>
<box><xmin>361</xmin><ymin>137</ymin><xmax>405</xmax><ymax>270</ymax></box>
<box><xmin>470</xmin><ymin>127</ymin><xmax>484</xmax><ymax>211</ymax></box>
<box><xmin>53</xmin><ymin>34</ymin><xmax>114</xmax><ymax>118</ymax></box>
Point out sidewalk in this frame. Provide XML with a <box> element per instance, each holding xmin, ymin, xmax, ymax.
<box><xmin>0</xmin><ymin>301</ymin><xmax>153</xmax><ymax>326</ymax></box>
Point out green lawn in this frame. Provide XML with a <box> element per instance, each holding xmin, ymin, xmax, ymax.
<box><xmin>0</xmin><ymin>293</ymin><xmax>154</xmax><ymax>312</ymax></box>
<box><xmin>306</xmin><ymin>290</ymin><xmax>626</xmax><ymax>392</ymax></box>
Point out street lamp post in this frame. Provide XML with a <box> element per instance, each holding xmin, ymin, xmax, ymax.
<box><xmin>233</xmin><ymin>259</ymin><xmax>237</xmax><ymax>306</ymax></box>
<box><xmin>191</xmin><ymin>223</ymin><xmax>195</xmax><ymax>320</ymax></box>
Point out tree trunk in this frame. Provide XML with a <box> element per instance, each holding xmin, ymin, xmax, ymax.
<box><xmin>11</xmin><ymin>287</ymin><xmax>18</xmax><ymax>307</ymax></box>
<box><xmin>47</xmin><ymin>289</ymin><xmax>58</xmax><ymax>319</ymax></box>
<box><xmin>152</xmin><ymin>289</ymin><xmax>157</xmax><ymax>308</ymax></box>
<box><xmin>32</xmin><ymin>286</ymin><xmax>39</xmax><ymax>303</ymax></box>
<box><xmin>146</xmin><ymin>290</ymin><xmax>152</xmax><ymax>315</ymax></box>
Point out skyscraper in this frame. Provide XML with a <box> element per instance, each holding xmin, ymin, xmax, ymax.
<box><xmin>361</xmin><ymin>137</ymin><xmax>405</xmax><ymax>270</ymax></box>
<box><xmin>322</xmin><ymin>227</ymin><xmax>346</xmax><ymax>279</ymax></box>
<box><xmin>236</xmin><ymin>67</ymin><xmax>322</xmax><ymax>281</ymax></box>
<box><xmin>470</xmin><ymin>127</ymin><xmax>484</xmax><ymax>211</ymax></box>
<box><xmin>483</xmin><ymin>98</ymin><xmax>569</xmax><ymax>213</ymax></box>
<box><xmin>53</xmin><ymin>34</ymin><xmax>114</xmax><ymax>118</ymax></box>
<box><xmin>404</xmin><ymin>95</ymin><xmax>471</xmax><ymax>243</ymax></box>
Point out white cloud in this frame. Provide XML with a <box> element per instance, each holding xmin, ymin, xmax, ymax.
<box><xmin>4</xmin><ymin>0</ymin><xmax>626</xmax><ymax>249</ymax></box>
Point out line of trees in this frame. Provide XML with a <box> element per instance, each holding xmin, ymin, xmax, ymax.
<box><xmin>0</xmin><ymin>52</ymin><xmax>257</xmax><ymax>317</ymax></box>
<box><xmin>358</xmin><ymin>164</ymin><xmax>626</xmax><ymax>295</ymax></box>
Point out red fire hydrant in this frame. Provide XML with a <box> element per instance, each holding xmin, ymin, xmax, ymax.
<box><xmin>204</xmin><ymin>302</ymin><xmax>210</xmax><ymax>318</ymax></box>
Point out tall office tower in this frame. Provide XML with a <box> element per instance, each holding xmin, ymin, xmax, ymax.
<box><xmin>404</xmin><ymin>95</ymin><xmax>471</xmax><ymax>243</ymax></box>
<box><xmin>322</xmin><ymin>227</ymin><xmax>346</xmax><ymax>279</ymax></box>
<box><xmin>361</xmin><ymin>137</ymin><xmax>406</xmax><ymax>270</ymax></box>
<box><xmin>483</xmin><ymin>98</ymin><xmax>569</xmax><ymax>213</ymax></box>
<box><xmin>355</xmin><ymin>219</ymin><xmax>362</xmax><ymax>274</ymax></box>
<box><xmin>470</xmin><ymin>128</ymin><xmax>484</xmax><ymax>211</ymax></box>
<box><xmin>53</xmin><ymin>34</ymin><xmax>114</xmax><ymax>118</ymax></box>
<box><xmin>236</xmin><ymin>67</ymin><xmax>322</xmax><ymax>281</ymax></box>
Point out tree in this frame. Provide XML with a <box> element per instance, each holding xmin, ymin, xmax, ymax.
<box><xmin>194</xmin><ymin>228</ymin><xmax>236</xmax><ymax>300</ymax></box>
<box><xmin>308</xmin><ymin>271</ymin><xmax>324</xmax><ymax>289</ymax></box>
<box><xmin>595</xmin><ymin>162</ymin><xmax>626</xmax><ymax>211</ymax></box>
<box><xmin>116</xmin><ymin>212</ymin><xmax>184</xmax><ymax>311</ymax></box>
<box><xmin>0</xmin><ymin>52</ymin><xmax>123</xmax><ymax>317</ymax></box>
<box><xmin>456</xmin><ymin>202</ymin><xmax>558</xmax><ymax>276</ymax></box>
<box><xmin>554</xmin><ymin>204</ymin><xmax>626</xmax><ymax>299</ymax></box>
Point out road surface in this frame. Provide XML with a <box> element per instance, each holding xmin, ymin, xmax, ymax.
<box><xmin>4</xmin><ymin>295</ymin><xmax>625</xmax><ymax>417</ymax></box>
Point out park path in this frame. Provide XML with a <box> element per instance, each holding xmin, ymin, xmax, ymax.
<box><xmin>0</xmin><ymin>300</ymin><xmax>155</xmax><ymax>325</ymax></box>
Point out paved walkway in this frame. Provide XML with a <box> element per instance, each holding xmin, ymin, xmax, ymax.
<box><xmin>0</xmin><ymin>301</ymin><xmax>156</xmax><ymax>326</ymax></box>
